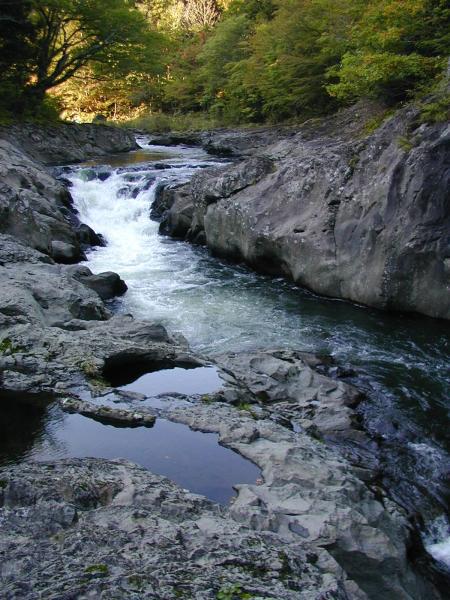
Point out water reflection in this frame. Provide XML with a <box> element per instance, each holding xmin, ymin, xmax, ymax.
<box><xmin>0</xmin><ymin>393</ymin><xmax>52</xmax><ymax>466</ymax></box>
<box><xmin>114</xmin><ymin>365</ymin><xmax>223</xmax><ymax>396</ymax></box>
<box><xmin>0</xmin><ymin>397</ymin><xmax>260</xmax><ymax>505</ymax></box>
<box><xmin>81</xmin><ymin>149</ymin><xmax>176</xmax><ymax>168</ymax></box>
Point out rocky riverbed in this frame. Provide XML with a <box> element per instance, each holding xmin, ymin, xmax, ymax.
<box><xmin>0</xmin><ymin>120</ymin><xmax>448</xmax><ymax>599</ymax></box>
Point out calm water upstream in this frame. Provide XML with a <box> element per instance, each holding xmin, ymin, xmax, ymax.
<box><xmin>6</xmin><ymin>139</ymin><xmax>449</xmax><ymax>561</ymax></box>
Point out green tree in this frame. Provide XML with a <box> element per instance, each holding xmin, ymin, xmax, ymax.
<box><xmin>227</xmin><ymin>0</ymin><xmax>276</xmax><ymax>21</ymax></box>
<box><xmin>328</xmin><ymin>0</ymin><xmax>450</xmax><ymax>103</ymax></box>
<box><xmin>23</xmin><ymin>0</ymin><xmax>162</xmax><ymax>105</ymax></box>
<box><xmin>0</xmin><ymin>1</ymin><xmax>34</xmax><ymax>114</ymax></box>
<box><xmin>192</xmin><ymin>0</ymin><xmax>275</xmax><ymax>122</ymax></box>
<box><xmin>211</xmin><ymin>0</ymin><xmax>364</xmax><ymax>122</ymax></box>
<box><xmin>161</xmin><ymin>35</ymin><xmax>206</xmax><ymax>112</ymax></box>
<box><xmin>199</xmin><ymin>15</ymin><xmax>249</xmax><ymax>106</ymax></box>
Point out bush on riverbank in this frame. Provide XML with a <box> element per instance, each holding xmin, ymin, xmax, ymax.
<box><xmin>126</xmin><ymin>111</ymin><xmax>221</xmax><ymax>132</ymax></box>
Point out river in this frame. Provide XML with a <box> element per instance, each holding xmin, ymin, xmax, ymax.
<box><xmin>44</xmin><ymin>138</ymin><xmax>450</xmax><ymax>568</ymax></box>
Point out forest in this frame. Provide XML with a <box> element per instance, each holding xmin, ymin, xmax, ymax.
<box><xmin>1</xmin><ymin>0</ymin><xmax>449</xmax><ymax>127</ymax></box>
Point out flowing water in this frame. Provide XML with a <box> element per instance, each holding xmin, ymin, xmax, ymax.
<box><xmin>18</xmin><ymin>139</ymin><xmax>450</xmax><ymax>565</ymax></box>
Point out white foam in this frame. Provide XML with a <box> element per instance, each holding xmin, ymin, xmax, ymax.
<box><xmin>423</xmin><ymin>515</ymin><xmax>450</xmax><ymax>569</ymax></box>
<box><xmin>427</xmin><ymin>537</ymin><xmax>450</xmax><ymax>568</ymax></box>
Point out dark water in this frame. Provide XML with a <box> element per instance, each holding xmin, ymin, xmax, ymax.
<box><xmin>0</xmin><ymin>396</ymin><xmax>260</xmax><ymax>505</ymax></box>
<box><xmin>110</xmin><ymin>365</ymin><xmax>223</xmax><ymax>396</ymax></box>
<box><xmin>81</xmin><ymin>149</ymin><xmax>175</xmax><ymax>168</ymax></box>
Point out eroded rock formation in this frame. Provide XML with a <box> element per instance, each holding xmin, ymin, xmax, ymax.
<box><xmin>159</xmin><ymin>106</ymin><xmax>450</xmax><ymax>320</ymax></box>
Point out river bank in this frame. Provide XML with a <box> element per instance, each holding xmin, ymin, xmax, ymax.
<box><xmin>0</xmin><ymin>121</ymin><xmax>448</xmax><ymax>598</ymax></box>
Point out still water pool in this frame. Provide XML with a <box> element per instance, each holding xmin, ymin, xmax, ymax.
<box><xmin>0</xmin><ymin>394</ymin><xmax>259</xmax><ymax>505</ymax></box>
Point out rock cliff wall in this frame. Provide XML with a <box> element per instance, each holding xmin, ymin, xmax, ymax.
<box><xmin>160</xmin><ymin>106</ymin><xmax>450</xmax><ymax>320</ymax></box>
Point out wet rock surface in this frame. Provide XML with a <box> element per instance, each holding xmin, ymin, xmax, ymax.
<box><xmin>72</xmin><ymin>267</ymin><xmax>128</xmax><ymax>300</ymax></box>
<box><xmin>59</xmin><ymin>397</ymin><xmax>156</xmax><ymax>427</ymax></box>
<box><xmin>160</xmin><ymin>105</ymin><xmax>450</xmax><ymax>320</ymax></box>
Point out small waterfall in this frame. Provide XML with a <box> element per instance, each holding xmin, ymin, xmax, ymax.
<box><xmin>74</xmin><ymin>170</ymin><xmax>160</xmax><ymax>263</ymax></box>
<box><xmin>424</xmin><ymin>515</ymin><xmax>450</xmax><ymax>570</ymax></box>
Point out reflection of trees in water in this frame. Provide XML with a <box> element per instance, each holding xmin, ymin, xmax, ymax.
<box><xmin>0</xmin><ymin>393</ymin><xmax>66</xmax><ymax>466</ymax></box>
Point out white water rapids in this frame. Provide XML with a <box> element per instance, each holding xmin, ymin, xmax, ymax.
<box><xmin>65</xmin><ymin>138</ymin><xmax>450</xmax><ymax>567</ymax></box>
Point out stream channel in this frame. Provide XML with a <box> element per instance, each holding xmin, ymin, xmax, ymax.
<box><xmin>1</xmin><ymin>139</ymin><xmax>449</xmax><ymax>570</ymax></box>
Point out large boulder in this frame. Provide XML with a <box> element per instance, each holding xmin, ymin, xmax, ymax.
<box><xmin>71</xmin><ymin>267</ymin><xmax>128</xmax><ymax>300</ymax></box>
<box><xmin>0</xmin><ymin>236</ymin><xmax>109</xmax><ymax>331</ymax></box>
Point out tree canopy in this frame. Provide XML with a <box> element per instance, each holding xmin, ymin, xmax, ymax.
<box><xmin>328</xmin><ymin>0</ymin><xmax>450</xmax><ymax>104</ymax></box>
<box><xmin>1</xmin><ymin>0</ymin><xmax>449</xmax><ymax>123</ymax></box>
<box><xmin>0</xmin><ymin>0</ymin><xmax>162</xmax><ymax>118</ymax></box>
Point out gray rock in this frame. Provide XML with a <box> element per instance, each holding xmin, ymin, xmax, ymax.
<box><xmin>214</xmin><ymin>350</ymin><xmax>364</xmax><ymax>443</ymax></box>
<box><xmin>0</xmin><ymin>459</ymin><xmax>358</xmax><ymax>599</ymax></box>
<box><xmin>0</xmin><ymin>139</ymin><xmax>82</xmax><ymax>258</ymax></box>
<box><xmin>50</xmin><ymin>240</ymin><xmax>85</xmax><ymax>263</ymax></box>
<box><xmin>146</xmin><ymin>132</ymin><xmax>204</xmax><ymax>147</ymax></box>
<box><xmin>201</xmin><ymin>125</ymin><xmax>298</xmax><ymax>157</ymax></box>
<box><xmin>0</xmin><ymin>236</ymin><xmax>109</xmax><ymax>330</ymax></box>
<box><xmin>59</xmin><ymin>397</ymin><xmax>156</xmax><ymax>427</ymax></box>
<box><xmin>0</xmin><ymin>311</ymin><xmax>194</xmax><ymax>395</ymax></box>
<box><xmin>75</xmin><ymin>271</ymin><xmax>128</xmax><ymax>301</ymax></box>
<box><xmin>163</xmin><ymin>106</ymin><xmax>450</xmax><ymax>319</ymax></box>
<box><xmin>77</xmin><ymin>223</ymin><xmax>105</xmax><ymax>248</ymax></box>
<box><xmin>151</xmin><ymin>181</ymin><xmax>186</xmax><ymax>221</ymax></box>
<box><xmin>147</xmin><ymin>126</ymin><xmax>297</xmax><ymax>157</ymax></box>
<box><xmin>0</xmin><ymin>122</ymin><xmax>137</xmax><ymax>165</ymax></box>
